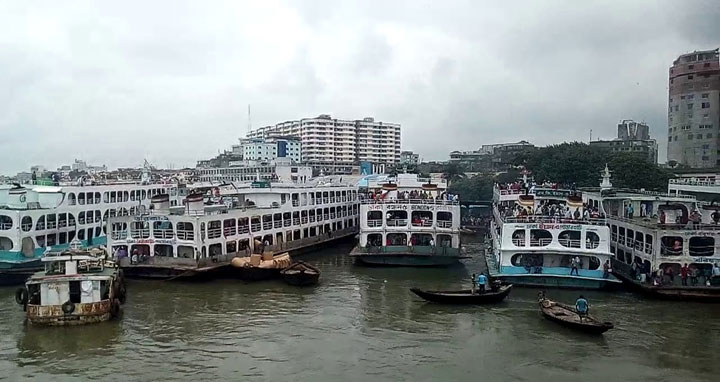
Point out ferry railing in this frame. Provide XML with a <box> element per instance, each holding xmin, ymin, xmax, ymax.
<box><xmin>153</xmin><ymin>230</ymin><xmax>174</xmax><ymax>239</ymax></box>
<box><xmin>309</xmin><ymin>216</ymin><xmax>316</xmax><ymax>223</ymax></box>
<box><xmin>499</xmin><ymin>215</ymin><xmax>608</xmax><ymax>226</ymax></box>
<box><xmin>610</xmin><ymin>215</ymin><xmax>720</xmax><ymax>231</ymax></box>
<box><xmin>46</xmin><ymin>222</ymin><xmax>57</xmax><ymax>229</ymax></box>
<box><xmin>437</xmin><ymin>221</ymin><xmax>453</xmax><ymax>228</ymax></box>
<box><xmin>361</xmin><ymin>199</ymin><xmax>459</xmax><ymax>206</ymax></box>
<box><xmin>274</xmin><ymin>221</ymin><xmax>282</xmax><ymax>228</ymax></box>
<box><xmin>645</xmin><ymin>243</ymin><xmax>652</xmax><ymax>254</ymax></box>
<box><xmin>611</xmin><ymin>233</ymin><xmax>617</xmax><ymax>241</ymax></box>
<box><xmin>262</xmin><ymin>222</ymin><xmax>273</xmax><ymax>230</ymax></box>
<box><xmin>207</xmin><ymin>228</ymin><xmax>222</xmax><ymax>238</ymax></box>
<box><xmin>317</xmin><ymin>215</ymin><xmax>324</xmax><ymax>221</ymax></box>
<box><xmin>330</xmin><ymin>213</ymin><xmax>336</xmax><ymax>219</ymax></box>
<box><xmin>301</xmin><ymin>217</ymin><xmax>308</xmax><ymax>224</ymax></box>
<box><xmin>412</xmin><ymin>221</ymin><xmax>433</xmax><ymax>227</ymax></box>
<box><xmin>386</xmin><ymin>219</ymin><xmax>408</xmax><ymax>227</ymax></box>
<box><xmin>223</xmin><ymin>227</ymin><xmax>237</xmax><ymax>236</ymax></box>
<box><xmin>111</xmin><ymin>232</ymin><xmax>128</xmax><ymax>240</ymax></box>
<box><xmin>0</xmin><ymin>223</ymin><xmax>15</xmax><ymax>231</ymax></box>
<box><xmin>558</xmin><ymin>239</ymin><xmax>581</xmax><ymax>248</ymax></box>
<box><xmin>130</xmin><ymin>229</ymin><xmax>150</xmax><ymax>239</ymax></box>
<box><xmin>530</xmin><ymin>238</ymin><xmax>552</xmax><ymax>247</ymax></box>
<box><xmin>251</xmin><ymin>223</ymin><xmax>261</xmax><ymax>232</ymax></box>
<box><xmin>58</xmin><ymin>220</ymin><xmax>66</xmax><ymax>228</ymax></box>
<box><xmin>587</xmin><ymin>241</ymin><xmax>600</xmax><ymax>249</ymax></box>
<box><xmin>330</xmin><ymin>197</ymin><xmax>336</xmax><ymax>203</ymax></box>
<box><xmin>21</xmin><ymin>223</ymin><xmax>32</xmax><ymax>231</ymax></box>
<box><xmin>292</xmin><ymin>200</ymin><xmax>299</xmax><ymax>207</ymax></box>
<box><xmin>323</xmin><ymin>214</ymin><xmax>329</xmax><ymax>221</ymax></box>
<box><xmin>511</xmin><ymin>238</ymin><xmax>524</xmax><ymax>246</ymax></box>
<box><xmin>284</xmin><ymin>220</ymin><xmax>292</xmax><ymax>227</ymax></box>
<box><xmin>238</xmin><ymin>226</ymin><xmax>249</xmax><ymax>234</ymax></box>
<box><xmin>367</xmin><ymin>220</ymin><xmax>383</xmax><ymax>227</ymax></box>
<box><xmin>323</xmin><ymin>198</ymin><xmax>329</xmax><ymax>204</ymax></box>
<box><xmin>293</xmin><ymin>218</ymin><xmax>301</xmax><ymax>225</ymax></box>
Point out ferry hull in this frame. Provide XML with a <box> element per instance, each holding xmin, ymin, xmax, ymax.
<box><xmin>350</xmin><ymin>246</ymin><xmax>465</xmax><ymax>267</ymax></box>
<box><xmin>611</xmin><ymin>259</ymin><xmax>720</xmax><ymax>302</ymax></box>
<box><xmin>26</xmin><ymin>300</ymin><xmax>114</xmax><ymax>326</ymax></box>
<box><xmin>491</xmin><ymin>274</ymin><xmax>618</xmax><ymax>290</ymax></box>
<box><xmin>0</xmin><ymin>260</ymin><xmax>43</xmax><ymax>286</ymax></box>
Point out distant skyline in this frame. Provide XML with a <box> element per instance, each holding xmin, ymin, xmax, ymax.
<box><xmin>1</xmin><ymin>0</ymin><xmax>719</xmax><ymax>174</ymax></box>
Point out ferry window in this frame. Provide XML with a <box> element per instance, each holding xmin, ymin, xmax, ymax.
<box><xmin>559</xmin><ymin>230</ymin><xmax>581</xmax><ymax>248</ymax></box>
<box><xmin>626</xmin><ymin>229</ymin><xmax>634</xmax><ymax>247</ymax></box>
<box><xmin>586</xmin><ymin>231</ymin><xmax>600</xmax><ymax>249</ymax></box>
<box><xmin>68</xmin><ymin>230</ymin><xmax>76</xmax><ymax>242</ymax></box>
<box><xmin>293</xmin><ymin>230</ymin><xmax>301</xmax><ymax>241</ymax></box>
<box><xmin>510</xmin><ymin>253</ymin><xmax>543</xmax><ymax>269</ymax></box>
<box><xmin>178</xmin><ymin>245</ymin><xmax>194</xmax><ymax>259</ymax></box>
<box><xmin>95</xmin><ymin>227</ymin><xmax>101</xmax><ymax>238</ymax></box>
<box><xmin>104</xmin><ymin>192</ymin><xmax>110</xmax><ymax>203</ymax></box>
<box><xmin>661</xmin><ymin>236</ymin><xmax>683</xmax><ymax>256</ymax></box>
<box><xmin>645</xmin><ymin>234</ymin><xmax>653</xmax><ymax>254</ymax></box>
<box><xmin>223</xmin><ymin>219</ymin><xmax>237</xmax><ymax>237</ymax></box>
<box><xmin>36</xmin><ymin>215</ymin><xmax>46</xmax><ymax>230</ymax></box>
<box><xmin>153</xmin><ymin>221</ymin><xmax>174</xmax><ymax>239</ymax></box>
<box><xmin>77</xmin><ymin>229</ymin><xmax>85</xmax><ymax>241</ymax></box>
<box><xmin>618</xmin><ymin>227</ymin><xmax>625</xmax><ymax>241</ymax></box>
<box><xmin>658</xmin><ymin>263</ymin><xmax>681</xmax><ymax>282</ymax></box>
<box><xmin>69</xmin><ymin>281</ymin><xmax>81</xmax><ymax>303</ymax></box>
<box><xmin>261</xmin><ymin>234</ymin><xmax>273</xmax><ymax>246</ymax></box>
<box><xmin>141</xmin><ymin>190</ymin><xmax>146</xmax><ymax>200</ymax></box>
<box><xmin>689</xmin><ymin>237</ymin><xmax>714</xmax><ymax>257</ymax></box>
<box><xmin>367</xmin><ymin>211</ymin><xmax>383</xmax><ymax>225</ymax></box>
<box><xmin>131</xmin><ymin>244</ymin><xmax>151</xmax><ymax>257</ymax></box>
<box><xmin>86</xmin><ymin>192</ymin><xmax>93</xmax><ymax>205</ymax></box>
<box><xmin>437</xmin><ymin>211</ymin><xmax>453</xmax><ymax>224</ymax></box>
<box><xmin>386</xmin><ymin>210</ymin><xmax>408</xmax><ymax>226</ymax></box>
<box><xmin>0</xmin><ymin>236</ymin><xmax>13</xmax><ymax>250</ymax></box>
<box><xmin>386</xmin><ymin>233</ymin><xmax>407</xmax><ymax>246</ymax></box>
<box><xmin>226</xmin><ymin>241</ymin><xmax>237</xmax><ymax>254</ymax></box>
<box><xmin>94</xmin><ymin>192</ymin><xmax>101</xmax><ymax>204</ymax></box>
<box><xmin>68</xmin><ymin>193</ymin><xmax>76</xmax><ymax>205</ymax></box>
<box><xmin>21</xmin><ymin>216</ymin><xmax>32</xmax><ymax>232</ymax></box>
<box><xmin>95</xmin><ymin>210</ymin><xmax>101</xmax><ymax>223</ymax></box>
<box><xmin>87</xmin><ymin>211</ymin><xmax>94</xmax><ymax>223</ymax></box>
<box><xmin>587</xmin><ymin>256</ymin><xmax>600</xmax><ymax>270</ymax></box>
<box><xmin>512</xmin><ymin>229</ymin><xmax>526</xmax><ymax>246</ymax></box>
<box><xmin>130</xmin><ymin>191</ymin><xmax>136</xmax><ymax>201</ymax></box>
<box><xmin>0</xmin><ymin>215</ymin><xmax>12</xmax><ymax>230</ymax></box>
<box><xmin>530</xmin><ymin>229</ymin><xmax>552</xmax><ymax>247</ymax></box>
<box><xmin>411</xmin><ymin>211</ymin><xmax>433</xmax><ymax>227</ymax></box>
<box><xmin>124</xmin><ymin>191</ymin><xmax>129</xmax><ymax>202</ymax></box>
<box><xmin>207</xmin><ymin>221</ymin><xmax>221</xmax><ymax>239</ymax></box>
<box><xmin>410</xmin><ymin>233</ymin><xmax>433</xmax><ymax>246</ymax></box>
<box><xmin>634</xmin><ymin>231</ymin><xmax>644</xmax><ymax>250</ymax></box>
<box><xmin>78</xmin><ymin>193</ymin><xmax>85</xmax><ymax>205</ymax></box>
<box><xmin>154</xmin><ymin>244</ymin><xmax>173</xmax><ymax>257</ymax></box>
<box><xmin>437</xmin><ymin>234</ymin><xmax>452</xmax><ymax>247</ymax></box>
<box><xmin>78</xmin><ymin>211</ymin><xmax>86</xmax><ymax>225</ymax></box>
<box><xmin>130</xmin><ymin>221</ymin><xmax>150</xmax><ymax>239</ymax></box>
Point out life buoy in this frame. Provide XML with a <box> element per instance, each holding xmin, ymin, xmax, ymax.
<box><xmin>110</xmin><ymin>298</ymin><xmax>121</xmax><ymax>318</ymax></box>
<box><xmin>15</xmin><ymin>288</ymin><xmax>28</xmax><ymax>305</ymax></box>
<box><xmin>61</xmin><ymin>300</ymin><xmax>75</xmax><ymax>315</ymax></box>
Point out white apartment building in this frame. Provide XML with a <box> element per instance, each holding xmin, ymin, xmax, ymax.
<box><xmin>242</xmin><ymin>137</ymin><xmax>302</xmax><ymax>163</ymax></box>
<box><xmin>248</xmin><ymin>114</ymin><xmax>401</xmax><ymax>174</ymax></box>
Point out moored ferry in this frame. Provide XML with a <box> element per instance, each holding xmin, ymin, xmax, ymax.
<box><xmin>0</xmin><ymin>181</ymin><xmax>187</xmax><ymax>285</ymax></box>
<box><xmin>16</xmin><ymin>244</ymin><xmax>126</xmax><ymax>326</ymax></box>
<box><xmin>582</xmin><ymin>167</ymin><xmax>720</xmax><ymax>301</ymax></box>
<box><xmin>350</xmin><ymin>173</ymin><xmax>463</xmax><ymax>266</ymax></box>
<box><xmin>485</xmin><ymin>172</ymin><xmax>621</xmax><ymax>290</ymax></box>
<box><xmin>107</xmin><ymin>180</ymin><xmax>359</xmax><ymax>279</ymax></box>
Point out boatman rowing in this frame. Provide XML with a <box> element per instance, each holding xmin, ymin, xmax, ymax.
<box><xmin>575</xmin><ymin>295</ymin><xmax>589</xmax><ymax>321</ymax></box>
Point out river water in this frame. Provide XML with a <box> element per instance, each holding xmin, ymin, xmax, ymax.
<box><xmin>1</xmin><ymin>235</ymin><xmax>718</xmax><ymax>382</ymax></box>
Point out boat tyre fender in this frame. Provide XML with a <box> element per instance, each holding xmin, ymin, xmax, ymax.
<box><xmin>61</xmin><ymin>300</ymin><xmax>75</xmax><ymax>315</ymax></box>
<box><xmin>15</xmin><ymin>288</ymin><xmax>28</xmax><ymax>305</ymax></box>
<box><xmin>110</xmin><ymin>298</ymin><xmax>121</xmax><ymax>318</ymax></box>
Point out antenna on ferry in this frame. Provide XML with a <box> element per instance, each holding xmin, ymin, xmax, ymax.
<box><xmin>247</xmin><ymin>104</ymin><xmax>252</xmax><ymax>136</ymax></box>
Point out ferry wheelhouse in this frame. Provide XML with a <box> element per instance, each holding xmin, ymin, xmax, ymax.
<box><xmin>350</xmin><ymin>174</ymin><xmax>463</xmax><ymax>266</ymax></box>
<box><xmin>16</xmin><ymin>244</ymin><xmax>126</xmax><ymax>326</ymax></box>
<box><xmin>107</xmin><ymin>180</ymin><xmax>359</xmax><ymax>279</ymax></box>
<box><xmin>583</xmin><ymin>167</ymin><xmax>720</xmax><ymax>301</ymax></box>
<box><xmin>486</xmin><ymin>178</ymin><xmax>621</xmax><ymax>290</ymax></box>
<box><xmin>0</xmin><ymin>182</ymin><xmax>186</xmax><ymax>285</ymax></box>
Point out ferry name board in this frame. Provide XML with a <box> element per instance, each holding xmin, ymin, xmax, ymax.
<box><xmin>124</xmin><ymin>238</ymin><xmax>176</xmax><ymax>245</ymax></box>
<box><xmin>535</xmin><ymin>189</ymin><xmax>574</xmax><ymax>198</ymax></box>
<box><xmin>692</xmin><ymin>256</ymin><xmax>720</xmax><ymax>263</ymax></box>
<box><xmin>133</xmin><ymin>216</ymin><xmax>170</xmax><ymax>222</ymax></box>
<box><xmin>518</xmin><ymin>223</ymin><xmax>583</xmax><ymax>231</ymax></box>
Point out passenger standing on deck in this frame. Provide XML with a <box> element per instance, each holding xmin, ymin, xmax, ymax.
<box><xmin>628</xmin><ymin>204</ymin><xmax>634</xmax><ymax>219</ymax></box>
<box><xmin>573</xmin><ymin>208</ymin><xmax>580</xmax><ymax>220</ymax></box>
<box><xmin>477</xmin><ymin>273</ymin><xmax>488</xmax><ymax>293</ymax></box>
<box><xmin>603</xmin><ymin>260</ymin><xmax>610</xmax><ymax>279</ymax></box>
<box><xmin>689</xmin><ymin>210</ymin><xmax>702</xmax><ymax>228</ymax></box>
<box><xmin>570</xmin><ymin>256</ymin><xmax>579</xmax><ymax>276</ymax></box>
<box><xmin>575</xmin><ymin>295</ymin><xmax>589</xmax><ymax>320</ymax></box>
<box><xmin>659</xmin><ymin>210</ymin><xmax>666</xmax><ymax>227</ymax></box>
<box><xmin>471</xmin><ymin>273</ymin><xmax>477</xmax><ymax>294</ymax></box>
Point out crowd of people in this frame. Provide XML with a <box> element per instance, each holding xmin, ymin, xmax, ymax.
<box><xmin>498</xmin><ymin>201</ymin><xmax>604</xmax><ymax>222</ymax></box>
<box><xmin>361</xmin><ymin>189</ymin><xmax>458</xmax><ymax>202</ymax></box>
<box><xmin>632</xmin><ymin>262</ymin><xmax>720</xmax><ymax>287</ymax></box>
<box><xmin>496</xmin><ymin>181</ymin><xmax>577</xmax><ymax>194</ymax></box>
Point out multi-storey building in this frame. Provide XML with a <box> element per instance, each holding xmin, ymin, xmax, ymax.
<box><xmin>667</xmin><ymin>48</ymin><xmax>720</xmax><ymax>168</ymax></box>
<box><xmin>590</xmin><ymin>120</ymin><xmax>658</xmax><ymax>163</ymax></box>
<box><xmin>242</xmin><ymin>137</ymin><xmax>301</xmax><ymax>163</ymax></box>
<box><xmin>399</xmin><ymin>151</ymin><xmax>420</xmax><ymax>166</ymax></box>
<box><xmin>248</xmin><ymin>115</ymin><xmax>401</xmax><ymax>174</ymax></box>
<box><xmin>449</xmin><ymin>140</ymin><xmax>534</xmax><ymax>172</ymax></box>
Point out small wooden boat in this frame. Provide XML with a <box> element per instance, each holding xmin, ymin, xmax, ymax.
<box><xmin>280</xmin><ymin>261</ymin><xmax>320</xmax><ymax>286</ymax></box>
<box><xmin>231</xmin><ymin>252</ymin><xmax>292</xmax><ymax>281</ymax></box>
<box><xmin>410</xmin><ymin>284</ymin><xmax>512</xmax><ymax>304</ymax></box>
<box><xmin>538</xmin><ymin>294</ymin><xmax>613</xmax><ymax>334</ymax></box>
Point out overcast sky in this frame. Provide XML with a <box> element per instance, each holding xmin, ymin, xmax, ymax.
<box><xmin>0</xmin><ymin>0</ymin><xmax>718</xmax><ymax>174</ymax></box>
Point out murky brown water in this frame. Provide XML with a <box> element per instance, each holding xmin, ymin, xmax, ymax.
<box><xmin>1</xmin><ymin>235</ymin><xmax>718</xmax><ymax>381</ymax></box>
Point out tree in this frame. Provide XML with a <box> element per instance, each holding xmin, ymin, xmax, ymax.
<box><xmin>442</xmin><ymin>163</ymin><xmax>466</xmax><ymax>187</ymax></box>
<box><xmin>449</xmin><ymin>175</ymin><xmax>494</xmax><ymax>200</ymax></box>
<box><xmin>608</xmin><ymin>152</ymin><xmax>674</xmax><ymax>191</ymax></box>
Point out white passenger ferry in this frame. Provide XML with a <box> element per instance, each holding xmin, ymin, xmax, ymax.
<box><xmin>0</xmin><ymin>181</ymin><xmax>187</xmax><ymax>285</ymax></box>
<box><xmin>485</xmin><ymin>171</ymin><xmax>621</xmax><ymax>290</ymax></box>
<box><xmin>350</xmin><ymin>173</ymin><xmax>463</xmax><ymax>266</ymax></box>
<box><xmin>582</xmin><ymin>167</ymin><xmax>720</xmax><ymax>301</ymax></box>
<box><xmin>106</xmin><ymin>179</ymin><xmax>359</xmax><ymax>279</ymax></box>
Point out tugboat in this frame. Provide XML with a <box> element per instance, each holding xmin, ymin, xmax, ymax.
<box><xmin>350</xmin><ymin>173</ymin><xmax>464</xmax><ymax>266</ymax></box>
<box><xmin>15</xmin><ymin>241</ymin><xmax>126</xmax><ymax>326</ymax></box>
